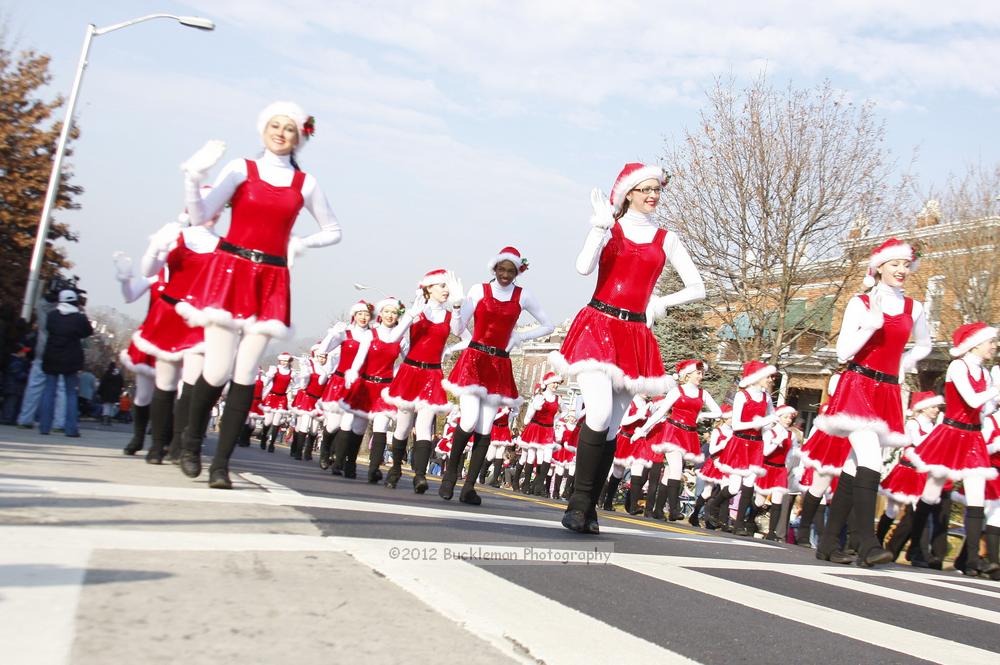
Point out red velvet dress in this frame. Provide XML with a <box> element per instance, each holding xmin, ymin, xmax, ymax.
<box><xmin>717</xmin><ymin>390</ymin><xmax>767</xmax><ymax>478</ymax></box>
<box><xmin>134</xmin><ymin>233</ymin><xmax>217</xmax><ymax>360</ymax></box>
<box><xmin>551</xmin><ymin>223</ymin><xmax>668</xmax><ymax>394</ymax></box>
<box><xmin>321</xmin><ymin>330</ymin><xmax>361</xmax><ymax>412</ymax></box>
<box><xmin>554</xmin><ymin>425</ymin><xmax>578</xmax><ymax>468</ymax></box>
<box><xmin>614</xmin><ymin>402</ymin><xmax>645</xmax><ymax>464</ymax></box>
<box><xmin>816</xmin><ymin>295</ymin><xmax>912</xmax><ymax>446</ymax></box>
<box><xmin>631</xmin><ymin>415</ymin><xmax>667</xmax><ymax>468</ymax></box>
<box><xmin>383</xmin><ymin>311</ymin><xmax>452</xmax><ymax>413</ymax></box>
<box><xmin>519</xmin><ymin>397</ymin><xmax>559</xmax><ymax>451</ymax></box>
<box><xmin>879</xmin><ymin>418</ymin><xmax>931</xmax><ymax>504</ymax></box>
<box><xmin>341</xmin><ymin>327</ymin><xmax>402</xmax><ymax>418</ymax></box>
<box><xmin>261</xmin><ymin>368</ymin><xmax>292</xmax><ymax>413</ymax></box>
<box><xmin>799</xmin><ymin>428</ymin><xmax>853</xmax><ymax>476</ymax></box>
<box><xmin>176</xmin><ymin>160</ymin><xmax>304</xmax><ymax>334</ymax></box>
<box><xmin>908</xmin><ymin>363</ymin><xmax>997</xmax><ymax>481</ymax></box>
<box><xmin>755</xmin><ymin>429</ymin><xmax>791</xmax><ymax>494</ymax></box>
<box><xmin>650</xmin><ymin>388</ymin><xmax>705</xmax><ymax>462</ymax></box>
<box><xmin>436</xmin><ymin>420</ymin><xmax>457</xmax><ymax>456</ymax></box>
<box><xmin>119</xmin><ymin>269</ymin><xmax>166</xmax><ymax>377</ymax></box>
<box><xmin>249</xmin><ymin>376</ymin><xmax>265</xmax><ymax>416</ymax></box>
<box><xmin>290</xmin><ymin>360</ymin><xmax>326</xmax><ymax>416</ymax></box>
<box><xmin>490</xmin><ymin>408</ymin><xmax>514</xmax><ymax>446</ymax></box>
<box><xmin>445</xmin><ymin>283</ymin><xmax>522</xmax><ymax>406</ymax></box>
<box><xmin>697</xmin><ymin>428</ymin><xmax>729</xmax><ymax>484</ymax></box>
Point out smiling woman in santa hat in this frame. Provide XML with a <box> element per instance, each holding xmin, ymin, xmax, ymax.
<box><xmin>440</xmin><ymin>246</ymin><xmax>555</xmax><ymax>505</ymax></box>
<box><xmin>172</xmin><ymin>102</ymin><xmax>342</xmax><ymax>490</ymax></box>
<box><xmin>812</xmin><ymin>238</ymin><xmax>932</xmax><ymax>567</ymax></box>
<box><xmin>258</xmin><ymin>352</ymin><xmax>295</xmax><ymax>452</ymax></box>
<box><xmin>551</xmin><ymin>163</ymin><xmax>705</xmax><ymax>534</ymax></box>
<box><xmin>906</xmin><ymin>322</ymin><xmax>999</xmax><ymax>576</ymax></box>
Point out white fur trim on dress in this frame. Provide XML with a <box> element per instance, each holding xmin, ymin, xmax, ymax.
<box><xmin>118</xmin><ymin>348</ymin><xmax>155</xmax><ymax>377</ymax></box>
<box><xmin>987</xmin><ymin>440</ymin><xmax>1000</xmax><ymax>455</ymax></box>
<box><xmin>904</xmin><ymin>448</ymin><xmax>999</xmax><ymax>482</ymax></box>
<box><xmin>696</xmin><ymin>469</ymin><xmax>722</xmax><ymax>484</ymax></box>
<box><xmin>738</xmin><ymin>365</ymin><xmax>777</xmax><ymax>388</ymax></box>
<box><xmin>175</xmin><ymin>302</ymin><xmax>293</xmax><ymax>339</ymax></box>
<box><xmin>547</xmin><ymin>351</ymin><xmax>672</xmax><ymax>396</ymax></box>
<box><xmin>797</xmin><ymin>449</ymin><xmax>846</xmax><ymax>476</ymax></box>
<box><xmin>441</xmin><ymin>379</ymin><xmax>524</xmax><ymax>409</ymax></box>
<box><xmin>649</xmin><ymin>441</ymin><xmax>704</xmax><ymax>463</ymax></box>
<box><xmin>950</xmin><ymin>327</ymin><xmax>998</xmax><ymax>357</ymax></box>
<box><xmin>336</xmin><ymin>399</ymin><xmax>396</xmax><ymax>420</ymax></box>
<box><xmin>754</xmin><ymin>482</ymin><xmax>787</xmax><ymax>496</ymax></box>
<box><xmin>321</xmin><ymin>399</ymin><xmax>346</xmax><ymax>415</ymax></box>
<box><xmin>877</xmin><ymin>487</ymin><xmax>921</xmax><ymax>505</ymax></box>
<box><xmin>380</xmin><ymin>389</ymin><xmax>454</xmax><ymax>415</ymax></box>
<box><xmin>949</xmin><ymin>490</ymin><xmax>1000</xmax><ymax>513</ymax></box>
<box><xmin>131</xmin><ymin>330</ymin><xmax>205</xmax><ymax>362</ymax></box>
<box><xmin>714</xmin><ymin>461</ymin><xmax>766</xmax><ymax>478</ymax></box>
<box><xmin>814</xmin><ymin>413</ymin><xmax>909</xmax><ymax>447</ymax></box>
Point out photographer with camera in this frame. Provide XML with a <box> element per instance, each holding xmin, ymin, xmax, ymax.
<box><xmin>38</xmin><ymin>288</ymin><xmax>93</xmax><ymax>437</ymax></box>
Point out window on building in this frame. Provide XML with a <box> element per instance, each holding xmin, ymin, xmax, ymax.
<box><xmin>925</xmin><ymin>275</ymin><xmax>944</xmax><ymax>338</ymax></box>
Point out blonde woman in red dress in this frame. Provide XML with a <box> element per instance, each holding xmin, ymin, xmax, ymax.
<box><xmin>694</xmin><ymin>405</ymin><xmax>732</xmax><ymax>528</ymax></box>
<box><xmin>550</xmin><ymin>163</ymin><xmax>705</xmax><ymax>534</ymax></box>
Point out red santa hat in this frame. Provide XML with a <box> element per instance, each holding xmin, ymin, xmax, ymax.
<box><xmin>774</xmin><ymin>405</ymin><xmax>797</xmax><ymax>419</ymax></box>
<box><xmin>609</xmin><ymin>162</ymin><xmax>670</xmax><ymax>214</ymax></box>
<box><xmin>949</xmin><ymin>321</ymin><xmax>998</xmax><ymax>357</ymax></box>
<box><xmin>488</xmin><ymin>246</ymin><xmax>529</xmax><ymax>274</ymax></box>
<box><xmin>256</xmin><ymin>101</ymin><xmax>314</xmax><ymax>144</ymax></box>
<box><xmin>908</xmin><ymin>391</ymin><xmax>944</xmax><ymax>413</ymax></box>
<box><xmin>375</xmin><ymin>297</ymin><xmax>402</xmax><ymax>316</ymax></box>
<box><xmin>675</xmin><ymin>359</ymin><xmax>707</xmax><ymax>378</ymax></box>
<box><xmin>349</xmin><ymin>300</ymin><xmax>374</xmax><ymax>317</ymax></box>
<box><xmin>862</xmin><ymin>238</ymin><xmax>918</xmax><ymax>288</ymax></box>
<box><xmin>738</xmin><ymin>361</ymin><xmax>777</xmax><ymax>388</ymax></box>
<box><xmin>419</xmin><ymin>269</ymin><xmax>449</xmax><ymax>288</ymax></box>
<box><xmin>541</xmin><ymin>371</ymin><xmax>562</xmax><ymax>386</ymax></box>
<box><xmin>277</xmin><ymin>352</ymin><xmax>292</xmax><ymax>362</ymax></box>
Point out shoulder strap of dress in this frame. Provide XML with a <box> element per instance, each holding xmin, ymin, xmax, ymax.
<box><xmin>858</xmin><ymin>294</ymin><xmax>870</xmax><ymax>308</ymax></box>
<box><xmin>444</xmin><ymin>310</ymin><xmax>452</xmax><ymax>325</ymax></box>
<box><xmin>904</xmin><ymin>297</ymin><xmax>913</xmax><ymax>315</ymax></box>
<box><xmin>345</xmin><ymin>329</ymin><xmax>353</xmax><ymax>340</ymax></box>
<box><xmin>372</xmin><ymin>327</ymin><xmax>381</xmax><ymax>342</ymax></box>
<box><xmin>245</xmin><ymin>159</ymin><xmax>258</xmax><ymax>180</ymax></box>
<box><xmin>482</xmin><ymin>282</ymin><xmax>492</xmax><ymax>299</ymax></box>
<box><xmin>653</xmin><ymin>227</ymin><xmax>668</xmax><ymax>245</ymax></box>
<box><xmin>291</xmin><ymin>169</ymin><xmax>306</xmax><ymax>192</ymax></box>
<box><xmin>513</xmin><ymin>286</ymin><xmax>523</xmax><ymax>305</ymax></box>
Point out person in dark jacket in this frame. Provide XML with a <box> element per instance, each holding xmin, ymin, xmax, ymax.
<box><xmin>2</xmin><ymin>346</ymin><xmax>31</xmax><ymax>425</ymax></box>
<box><xmin>98</xmin><ymin>362</ymin><xmax>124</xmax><ymax>425</ymax></box>
<box><xmin>39</xmin><ymin>290</ymin><xmax>93</xmax><ymax>437</ymax></box>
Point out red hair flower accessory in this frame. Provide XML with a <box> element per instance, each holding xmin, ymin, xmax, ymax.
<box><xmin>302</xmin><ymin>116</ymin><xmax>316</xmax><ymax>140</ymax></box>
<box><xmin>519</xmin><ymin>258</ymin><xmax>529</xmax><ymax>273</ymax></box>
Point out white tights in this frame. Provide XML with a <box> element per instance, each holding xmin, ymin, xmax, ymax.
<box><xmin>727</xmin><ymin>473</ymin><xmax>754</xmax><ymax>495</ymax></box>
<box><xmin>660</xmin><ymin>451</ymin><xmax>684</xmax><ymax>483</ymax></box>
<box><xmin>153</xmin><ymin>353</ymin><xmax>205</xmax><ymax>391</ymax></box>
<box><xmin>575</xmin><ymin>371</ymin><xmax>634</xmax><ymax>439</ymax></box>
<box><xmin>134</xmin><ymin>373</ymin><xmax>155</xmax><ymax>407</ymax></box>
<box><xmin>921</xmin><ymin>475</ymin><xmax>985</xmax><ymax>507</ymax></box>
<box><xmin>392</xmin><ymin>407</ymin><xmax>437</xmax><ymax>442</ymax></box>
<box><xmin>458</xmin><ymin>393</ymin><xmax>500</xmax><ymax>435</ymax></box>
<box><xmin>324</xmin><ymin>411</ymin><xmax>344</xmax><ymax>434</ymax></box>
<box><xmin>295</xmin><ymin>413</ymin><xmax>312</xmax><ymax>433</ymax></box>
<box><xmin>340</xmin><ymin>412</ymin><xmax>392</xmax><ymax>436</ymax></box>
<box><xmin>486</xmin><ymin>442</ymin><xmax>506</xmax><ymax>461</ymax></box>
<box><xmin>844</xmin><ymin>429</ymin><xmax>883</xmax><ymax>475</ymax></box>
<box><xmin>202</xmin><ymin>325</ymin><xmax>270</xmax><ymax>387</ymax></box>
<box><xmin>884</xmin><ymin>500</ymin><xmax>902</xmax><ymax>519</ymax></box>
<box><xmin>611</xmin><ymin>462</ymin><xmax>626</xmax><ymax>479</ymax></box>
<box><xmin>701</xmin><ymin>484</ymin><xmax>714</xmax><ymax>500</ymax></box>
<box><xmin>537</xmin><ymin>446</ymin><xmax>553</xmax><ymax>464</ymax></box>
<box><xmin>806</xmin><ymin>471</ymin><xmax>834</xmax><ymax>499</ymax></box>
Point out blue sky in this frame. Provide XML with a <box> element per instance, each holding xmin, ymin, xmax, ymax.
<box><xmin>7</xmin><ymin>1</ymin><xmax>1000</xmax><ymax>343</ymax></box>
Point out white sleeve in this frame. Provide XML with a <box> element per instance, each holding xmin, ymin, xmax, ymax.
<box><xmin>297</xmin><ymin>175</ymin><xmax>343</xmax><ymax>248</ymax></box>
<box><xmin>185</xmin><ymin>159</ymin><xmax>245</xmax><ymax>226</ymax></box>
<box><xmin>120</xmin><ymin>275</ymin><xmax>156</xmax><ymax>304</ymax></box>
<box><xmin>653</xmin><ymin>232</ymin><xmax>706</xmax><ymax>311</ymax></box>
<box><xmin>523</xmin><ymin>395</ymin><xmax>544</xmax><ymax>423</ymax></box>
<box><xmin>730</xmin><ymin>392</ymin><xmax>772</xmax><ymax>431</ymax></box>
<box><xmin>905</xmin><ymin>420</ymin><xmax>923</xmax><ymax>446</ymax></box>
<box><xmin>646</xmin><ymin>389</ymin><xmax>681</xmax><ymax>431</ymax></box>
<box><xmin>948</xmin><ymin>360</ymin><xmax>1000</xmax><ymax>410</ymax></box>
<box><xmin>763</xmin><ymin>428</ymin><xmax>780</xmax><ymax>456</ymax></box>
<box><xmin>708</xmin><ymin>428</ymin><xmax>726</xmax><ymax>454</ymax></box>
<box><xmin>901</xmin><ymin>301</ymin><xmax>932</xmax><ymax>373</ymax></box>
<box><xmin>835</xmin><ymin>296</ymin><xmax>883</xmax><ymax>363</ymax></box>
<box><xmin>515</xmin><ymin>288</ymin><xmax>555</xmax><ymax>344</ymax></box>
<box><xmin>319</xmin><ymin>323</ymin><xmax>347</xmax><ymax>353</ymax></box>
<box><xmin>456</xmin><ymin>284</ymin><xmax>483</xmax><ymax>334</ymax></box>
<box><xmin>444</xmin><ymin>329</ymin><xmax>472</xmax><ymax>357</ymax></box>
<box><xmin>348</xmin><ymin>336</ymin><xmax>372</xmax><ymax>376</ymax></box>
<box><xmin>698</xmin><ymin>390</ymin><xmax>723</xmax><ymax>421</ymax></box>
<box><xmin>575</xmin><ymin>228</ymin><xmax>611</xmax><ymax>275</ymax></box>
<box><xmin>378</xmin><ymin>317</ymin><xmax>413</xmax><ymax>345</ymax></box>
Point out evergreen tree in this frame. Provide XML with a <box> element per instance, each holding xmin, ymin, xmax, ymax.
<box><xmin>0</xmin><ymin>35</ymin><xmax>83</xmax><ymax>314</ymax></box>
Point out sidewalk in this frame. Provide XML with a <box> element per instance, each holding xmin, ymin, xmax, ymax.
<box><xmin>0</xmin><ymin>425</ymin><xmax>518</xmax><ymax>665</ymax></box>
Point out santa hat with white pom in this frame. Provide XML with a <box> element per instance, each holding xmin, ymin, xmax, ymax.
<box><xmin>862</xmin><ymin>238</ymin><xmax>919</xmax><ymax>288</ymax></box>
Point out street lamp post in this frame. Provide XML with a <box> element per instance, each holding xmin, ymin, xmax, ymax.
<box><xmin>19</xmin><ymin>14</ymin><xmax>214</xmax><ymax>321</ymax></box>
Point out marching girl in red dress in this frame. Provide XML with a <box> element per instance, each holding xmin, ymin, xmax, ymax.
<box><xmin>550</xmin><ymin>163</ymin><xmax>705</xmax><ymax>534</ymax></box>
<box><xmin>513</xmin><ymin>384</ymin><xmax>542</xmax><ymax>493</ymax></box>
<box><xmin>604</xmin><ymin>395</ymin><xmax>649</xmax><ymax>511</ymax></box>
<box><xmin>706</xmin><ymin>362</ymin><xmax>777</xmax><ymax>535</ymax></box>
<box><xmin>258</xmin><ymin>352</ymin><xmax>294</xmax><ymax>452</ymax></box>
<box><xmin>288</xmin><ymin>346</ymin><xmax>329</xmax><ymax>461</ymax></box>
<box><xmin>485</xmin><ymin>405</ymin><xmax>519</xmax><ymax>488</ymax></box>
<box><xmin>517</xmin><ymin>373</ymin><xmax>564</xmax><ymax>495</ymax></box>
<box><xmin>813</xmin><ymin>239</ymin><xmax>931</xmax><ymax>566</ymax></box>
<box><xmin>333</xmin><ymin>297</ymin><xmax>409</xmax><ymax>481</ymax></box>
<box><xmin>974</xmin><ymin>414</ymin><xmax>1000</xmax><ymax>579</ymax></box>
<box><xmin>637</xmin><ymin>360</ymin><xmax>722</xmax><ymax>520</ymax></box>
<box><xmin>317</xmin><ymin>301</ymin><xmax>370</xmax><ymax>469</ymax></box>
<box><xmin>907</xmin><ymin>322</ymin><xmax>999</xmax><ymax>576</ymax></box>
<box><xmin>440</xmin><ymin>246</ymin><xmax>554</xmax><ymax>505</ymax></box>
<box><xmin>755</xmin><ymin>405</ymin><xmax>797</xmax><ymax>540</ymax></box>
<box><xmin>693</xmin><ymin>404</ymin><xmax>732</xmax><ymax>528</ymax></box>
<box><xmin>551</xmin><ymin>413</ymin><xmax>578</xmax><ymax>499</ymax></box>
<box><xmin>626</xmin><ymin>396</ymin><xmax>666</xmax><ymax>516</ymax></box>
<box><xmin>435</xmin><ymin>407</ymin><xmax>461</xmax><ymax>461</ymax></box>
<box><xmin>382</xmin><ymin>270</ymin><xmax>464</xmax><ymax>492</ymax></box>
<box><xmin>174</xmin><ymin>102</ymin><xmax>342</xmax><ymax>489</ymax></box>
<box><xmin>875</xmin><ymin>391</ymin><xmax>940</xmax><ymax>544</ymax></box>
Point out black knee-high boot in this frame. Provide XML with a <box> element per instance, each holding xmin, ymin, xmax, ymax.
<box><xmin>146</xmin><ymin>388</ymin><xmax>176</xmax><ymax>464</ymax></box>
<box><xmin>511</xmin><ymin>463</ymin><xmax>523</xmax><ymax>491</ymax></box>
<box><xmin>764</xmin><ymin>504</ymin><xmax>782</xmax><ymax>540</ymax></box>
<box><xmin>236</xmin><ymin>422</ymin><xmax>252</xmax><ymax>447</ymax></box>
<box><xmin>411</xmin><ymin>440</ymin><xmax>432</xmax><ymax>494</ymax></box>
<box><xmin>651</xmin><ymin>481</ymin><xmax>669</xmax><ymax>520</ymax></box>
<box><xmin>330</xmin><ymin>429</ymin><xmax>351</xmax><ymax>475</ymax></box>
<box><xmin>303</xmin><ymin>432</ymin><xmax>316</xmax><ymax>460</ymax></box>
<box><xmin>984</xmin><ymin>525</ymin><xmax>1000</xmax><ymax>580</ymax></box>
<box><xmin>343</xmin><ymin>431</ymin><xmax>365</xmax><ymax>478</ymax></box>
<box><xmin>876</xmin><ymin>512</ymin><xmax>894</xmax><ymax>545</ymax></box>
<box><xmin>562</xmin><ymin>424</ymin><xmax>610</xmax><ymax>534</ymax></box>
<box><xmin>267</xmin><ymin>423</ymin><xmax>281</xmax><ymax>452</ymax></box>
<box><xmin>439</xmin><ymin>427</ymin><xmax>474</xmax><ymax>500</ymax></box>
<box><xmin>520</xmin><ymin>463</ymin><xmax>534</xmax><ymax>493</ymax></box>
<box><xmin>258</xmin><ymin>423</ymin><xmax>270</xmax><ymax>450</ymax></box>
<box><xmin>318</xmin><ymin>429</ymin><xmax>335</xmax><ymax>470</ymax></box>
<box><xmin>627</xmin><ymin>469</ymin><xmax>648</xmax><ymax>515</ymax></box>
<box><xmin>478</xmin><ymin>455</ymin><xmax>490</xmax><ymax>484</ymax></box>
<box><xmin>644</xmin><ymin>463</ymin><xmax>663</xmax><ymax>517</ymax></box>
<box><xmin>552</xmin><ymin>473</ymin><xmax>563</xmax><ymax>499</ymax></box>
<box><xmin>533</xmin><ymin>462</ymin><xmax>552</xmax><ymax>497</ymax></box>
<box><xmin>167</xmin><ymin>385</ymin><xmax>193</xmax><ymax>463</ymax></box>
<box><xmin>929</xmin><ymin>495</ymin><xmax>952</xmax><ymax>568</ymax></box>
<box><xmin>704</xmin><ymin>486</ymin><xmax>732</xmax><ymax>530</ymax></box>
<box><xmin>689</xmin><ymin>493</ymin><xmax>707</xmax><ymax>527</ymax></box>
<box><xmin>960</xmin><ymin>506</ymin><xmax>987</xmax><ymax>576</ymax></box>
<box><xmin>732</xmin><ymin>486</ymin><xmax>755</xmax><ymax>536</ymax></box>
<box><xmin>385</xmin><ymin>437</ymin><xmax>408</xmax><ymax>488</ymax></box>
<box><xmin>665</xmin><ymin>478</ymin><xmax>683</xmax><ymax>521</ymax></box>
<box><xmin>852</xmin><ymin>468</ymin><xmax>891</xmax><ymax>566</ymax></box>
<box><xmin>563</xmin><ymin>474</ymin><xmax>574</xmax><ymax>499</ymax></box>
<box><xmin>207</xmin><ymin>382</ymin><xmax>254</xmax><ymax>489</ymax></box>
<box><xmin>905</xmin><ymin>499</ymin><xmax>935</xmax><ymax>563</ymax></box>
<box><xmin>796</xmin><ymin>491</ymin><xmax>823</xmax><ymax>546</ymax></box>
<box><xmin>179</xmin><ymin>377</ymin><xmax>225</xmax><ymax>479</ymax></box>
<box><xmin>489</xmin><ymin>459</ymin><xmax>503</xmax><ymax>487</ymax></box>
<box><xmin>123</xmin><ymin>403</ymin><xmax>151</xmax><ymax>454</ymax></box>
<box><xmin>367</xmin><ymin>432</ymin><xmax>388</xmax><ymax>483</ymax></box>
<box><xmin>460</xmin><ymin>433</ymin><xmax>491</xmax><ymax>505</ymax></box>
<box><xmin>602</xmin><ymin>475</ymin><xmax>622</xmax><ymax>511</ymax></box>
<box><xmin>816</xmin><ymin>473</ymin><xmax>857</xmax><ymax>564</ymax></box>
<box><xmin>290</xmin><ymin>431</ymin><xmax>304</xmax><ymax>459</ymax></box>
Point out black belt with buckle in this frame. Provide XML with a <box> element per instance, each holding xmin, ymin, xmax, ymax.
<box><xmin>160</xmin><ymin>294</ymin><xmax>179</xmax><ymax>305</ymax></box>
<box><xmin>306</xmin><ymin>391</ymin><xmax>323</xmax><ymax>399</ymax></box>
<box><xmin>333</xmin><ymin>370</ymin><xmax>345</xmax><ymax>378</ymax></box>
<box><xmin>219</xmin><ymin>240</ymin><xmax>287</xmax><ymax>267</ymax></box>
<box><xmin>531</xmin><ymin>422</ymin><xmax>553</xmax><ymax>428</ymax></box>
<box><xmin>666</xmin><ymin>417</ymin><xmax>698</xmax><ymax>433</ymax></box>
<box><xmin>469</xmin><ymin>341</ymin><xmax>509</xmax><ymax>358</ymax></box>
<box><xmin>588</xmin><ymin>298</ymin><xmax>646</xmax><ymax>323</ymax></box>
<box><xmin>733</xmin><ymin>431</ymin><xmax>763</xmax><ymax>441</ymax></box>
<box><xmin>404</xmin><ymin>357</ymin><xmax>442</xmax><ymax>370</ymax></box>
<box><xmin>943</xmin><ymin>417</ymin><xmax>980</xmax><ymax>432</ymax></box>
<box><xmin>765</xmin><ymin>461</ymin><xmax>785</xmax><ymax>468</ymax></box>
<box><xmin>361</xmin><ymin>373</ymin><xmax>393</xmax><ymax>384</ymax></box>
<box><xmin>847</xmin><ymin>362</ymin><xmax>898</xmax><ymax>385</ymax></box>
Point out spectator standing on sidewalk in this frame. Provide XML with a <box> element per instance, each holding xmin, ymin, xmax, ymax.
<box><xmin>78</xmin><ymin>369</ymin><xmax>97</xmax><ymax>419</ymax></box>
<box><xmin>2</xmin><ymin>345</ymin><xmax>31</xmax><ymax>425</ymax></box>
<box><xmin>98</xmin><ymin>362</ymin><xmax>124</xmax><ymax>425</ymax></box>
<box><xmin>39</xmin><ymin>290</ymin><xmax>93</xmax><ymax>437</ymax></box>
<box><xmin>16</xmin><ymin>290</ymin><xmax>57</xmax><ymax>429</ymax></box>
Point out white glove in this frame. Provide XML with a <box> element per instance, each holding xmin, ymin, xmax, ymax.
<box><xmin>505</xmin><ymin>331</ymin><xmax>523</xmax><ymax>353</ymax></box>
<box><xmin>112</xmin><ymin>252</ymin><xmax>133</xmax><ymax>281</ymax></box>
<box><xmin>287</xmin><ymin>236</ymin><xmax>306</xmax><ymax>269</ymax></box>
<box><xmin>148</xmin><ymin>222</ymin><xmax>183</xmax><ymax>254</ymax></box>
<box><xmin>407</xmin><ymin>291</ymin><xmax>426</xmax><ymax>318</ymax></box>
<box><xmin>631</xmin><ymin>430</ymin><xmax>646</xmax><ymax>443</ymax></box>
<box><xmin>589</xmin><ymin>188</ymin><xmax>614</xmax><ymax>230</ymax></box>
<box><xmin>645</xmin><ymin>297</ymin><xmax>659</xmax><ymax>330</ymax></box>
<box><xmin>861</xmin><ymin>292</ymin><xmax>885</xmax><ymax>330</ymax></box>
<box><xmin>445</xmin><ymin>271</ymin><xmax>464</xmax><ymax>309</ymax></box>
<box><xmin>344</xmin><ymin>368</ymin><xmax>358</xmax><ymax>389</ymax></box>
<box><xmin>181</xmin><ymin>140</ymin><xmax>226</xmax><ymax>181</ymax></box>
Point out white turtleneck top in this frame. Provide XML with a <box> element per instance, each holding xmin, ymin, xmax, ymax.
<box><xmin>835</xmin><ymin>282</ymin><xmax>931</xmax><ymax>372</ymax></box>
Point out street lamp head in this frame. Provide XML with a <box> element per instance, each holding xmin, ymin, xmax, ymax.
<box><xmin>178</xmin><ymin>16</ymin><xmax>215</xmax><ymax>31</ymax></box>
